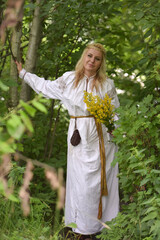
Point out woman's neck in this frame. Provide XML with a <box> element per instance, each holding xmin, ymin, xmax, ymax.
<box><xmin>84</xmin><ymin>71</ymin><xmax>96</xmax><ymax>78</ymax></box>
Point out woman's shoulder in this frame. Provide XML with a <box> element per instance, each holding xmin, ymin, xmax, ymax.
<box><xmin>62</xmin><ymin>71</ymin><xmax>75</xmax><ymax>80</ymax></box>
<box><xmin>56</xmin><ymin>71</ymin><xmax>75</xmax><ymax>91</ymax></box>
<box><xmin>102</xmin><ymin>77</ymin><xmax>115</xmax><ymax>90</ymax></box>
<box><xmin>106</xmin><ymin>77</ymin><xmax>115</xmax><ymax>87</ymax></box>
<box><xmin>100</xmin><ymin>77</ymin><xmax>117</xmax><ymax>98</ymax></box>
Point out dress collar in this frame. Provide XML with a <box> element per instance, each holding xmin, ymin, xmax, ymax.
<box><xmin>84</xmin><ymin>73</ymin><xmax>96</xmax><ymax>81</ymax></box>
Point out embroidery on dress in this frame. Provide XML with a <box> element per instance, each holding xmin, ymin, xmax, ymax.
<box><xmin>107</xmin><ymin>87</ymin><xmax>117</xmax><ymax>98</ymax></box>
<box><xmin>57</xmin><ymin>77</ymin><xmax>66</xmax><ymax>93</ymax></box>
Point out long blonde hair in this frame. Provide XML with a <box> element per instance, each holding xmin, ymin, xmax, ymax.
<box><xmin>74</xmin><ymin>43</ymin><xmax>107</xmax><ymax>91</ymax></box>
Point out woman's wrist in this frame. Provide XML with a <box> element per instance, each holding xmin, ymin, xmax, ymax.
<box><xmin>19</xmin><ymin>69</ymin><xmax>27</xmax><ymax>79</ymax></box>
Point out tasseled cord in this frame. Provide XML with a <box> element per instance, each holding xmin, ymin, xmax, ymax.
<box><xmin>95</xmin><ymin>119</ymin><xmax>108</xmax><ymax>219</ymax></box>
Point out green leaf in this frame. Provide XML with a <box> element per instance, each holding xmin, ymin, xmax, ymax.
<box><xmin>151</xmin><ymin>169</ymin><xmax>160</xmax><ymax>174</ymax></box>
<box><xmin>6</xmin><ymin>121</ymin><xmax>25</xmax><ymax>140</ymax></box>
<box><xmin>32</xmin><ymin>100</ymin><xmax>47</xmax><ymax>113</ymax></box>
<box><xmin>140</xmin><ymin>178</ymin><xmax>150</xmax><ymax>186</ymax></box>
<box><xmin>8</xmin><ymin>114</ymin><xmax>22</xmax><ymax>126</ymax></box>
<box><xmin>0</xmin><ymin>182</ymin><xmax>4</xmax><ymax>191</ymax></box>
<box><xmin>141</xmin><ymin>197</ymin><xmax>156</xmax><ymax>205</ymax></box>
<box><xmin>24</xmin><ymin>3</ymin><xmax>36</xmax><ymax>10</ymax></box>
<box><xmin>66</xmin><ymin>222</ymin><xmax>77</xmax><ymax>228</ymax></box>
<box><xmin>17</xmin><ymin>142</ymin><xmax>24</xmax><ymax>151</ymax></box>
<box><xmin>133</xmin><ymin>169</ymin><xmax>147</xmax><ymax>174</ymax></box>
<box><xmin>0</xmin><ymin>80</ymin><xmax>9</xmax><ymax>91</ymax></box>
<box><xmin>20</xmin><ymin>100</ymin><xmax>36</xmax><ymax>117</ymax></box>
<box><xmin>8</xmin><ymin>194</ymin><xmax>19</xmax><ymax>202</ymax></box>
<box><xmin>145</xmin><ymin>207</ymin><xmax>157</xmax><ymax>215</ymax></box>
<box><xmin>0</xmin><ymin>141</ymin><xmax>15</xmax><ymax>153</ymax></box>
<box><xmin>156</xmin><ymin>142</ymin><xmax>160</xmax><ymax>149</ymax></box>
<box><xmin>150</xmin><ymin>220</ymin><xmax>160</xmax><ymax>234</ymax></box>
<box><xmin>142</xmin><ymin>22</ymin><xmax>154</xmax><ymax>30</ymax></box>
<box><xmin>19</xmin><ymin>110</ymin><xmax>34</xmax><ymax>132</ymax></box>
<box><xmin>0</xmin><ymin>183</ymin><xmax>19</xmax><ymax>202</ymax></box>
<box><xmin>135</xmin><ymin>11</ymin><xmax>144</xmax><ymax>20</ymax></box>
<box><xmin>138</xmin><ymin>58</ymin><xmax>148</xmax><ymax>65</ymax></box>
<box><xmin>144</xmin><ymin>29</ymin><xmax>152</xmax><ymax>39</ymax></box>
<box><xmin>141</xmin><ymin>212</ymin><xmax>157</xmax><ymax>223</ymax></box>
<box><xmin>143</xmin><ymin>95</ymin><xmax>153</xmax><ymax>105</ymax></box>
<box><xmin>6</xmin><ymin>114</ymin><xmax>25</xmax><ymax>140</ymax></box>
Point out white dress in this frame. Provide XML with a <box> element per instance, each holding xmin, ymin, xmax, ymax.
<box><xmin>19</xmin><ymin>69</ymin><xmax>120</xmax><ymax>235</ymax></box>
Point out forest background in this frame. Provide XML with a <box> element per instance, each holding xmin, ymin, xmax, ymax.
<box><xmin>0</xmin><ymin>0</ymin><xmax>160</xmax><ymax>239</ymax></box>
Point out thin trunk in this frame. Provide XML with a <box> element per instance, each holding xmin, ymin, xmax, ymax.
<box><xmin>20</xmin><ymin>0</ymin><xmax>42</xmax><ymax>102</ymax></box>
<box><xmin>9</xmin><ymin>22</ymin><xmax>22</xmax><ymax>107</ymax></box>
<box><xmin>43</xmin><ymin>66</ymin><xmax>60</xmax><ymax>160</ymax></box>
<box><xmin>0</xmin><ymin>37</ymin><xmax>9</xmax><ymax>77</ymax></box>
<box><xmin>43</xmin><ymin>99</ymin><xmax>55</xmax><ymax>159</ymax></box>
<box><xmin>48</xmin><ymin>105</ymin><xmax>61</xmax><ymax>160</ymax></box>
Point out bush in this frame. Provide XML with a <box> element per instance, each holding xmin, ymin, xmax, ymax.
<box><xmin>98</xmin><ymin>94</ymin><xmax>160</xmax><ymax>240</ymax></box>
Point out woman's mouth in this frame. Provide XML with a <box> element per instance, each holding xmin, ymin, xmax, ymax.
<box><xmin>88</xmin><ymin>64</ymin><xmax>94</xmax><ymax>67</ymax></box>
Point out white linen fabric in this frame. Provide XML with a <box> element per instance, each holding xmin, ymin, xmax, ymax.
<box><xmin>19</xmin><ymin>69</ymin><xmax>120</xmax><ymax>235</ymax></box>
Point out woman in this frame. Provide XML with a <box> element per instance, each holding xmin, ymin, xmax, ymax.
<box><xmin>16</xmin><ymin>43</ymin><xmax>120</xmax><ymax>239</ymax></box>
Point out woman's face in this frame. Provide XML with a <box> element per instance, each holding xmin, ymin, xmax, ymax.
<box><xmin>83</xmin><ymin>48</ymin><xmax>102</xmax><ymax>76</ymax></box>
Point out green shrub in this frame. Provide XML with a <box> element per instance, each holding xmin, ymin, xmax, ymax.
<box><xmin>98</xmin><ymin>94</ymin><xmax>160</xmax><ymax>240</ymax></box>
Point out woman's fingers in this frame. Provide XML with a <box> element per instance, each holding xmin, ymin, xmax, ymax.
<box><xmin>15</xmin><ymin>61</ymin><xmax>22</xmax><ymax>73</ymax></box>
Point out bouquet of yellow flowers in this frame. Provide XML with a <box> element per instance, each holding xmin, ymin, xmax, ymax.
<box><xmin>84</xmin><ymin>91</ymin><xmax>115</xmax><ymax>132</ymax></box>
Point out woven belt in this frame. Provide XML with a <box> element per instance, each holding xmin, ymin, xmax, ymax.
<box><xmin>70</xmin><ymin>115</ymin><xmax>108</xmax><ymax>219</ymax></box>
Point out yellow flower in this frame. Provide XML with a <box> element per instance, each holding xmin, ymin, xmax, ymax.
<box><xmin>83</xmin><ymin>91</ymin><xmax>115</xmax><ymax>132</ymax></box>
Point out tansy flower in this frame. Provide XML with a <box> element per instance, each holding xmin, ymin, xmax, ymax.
<box><xmin>84</xmin><ymin>91</ymin><xmax>115</xmax><ymax>132</ymax></box>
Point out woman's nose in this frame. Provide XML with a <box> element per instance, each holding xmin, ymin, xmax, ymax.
<box><xmin>90</xmin><ymin>57</ymin><xmax>95</xmax><ymax>63</ymax></box>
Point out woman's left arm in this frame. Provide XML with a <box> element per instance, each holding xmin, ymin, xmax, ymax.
<box><xmin>105</xmin><ymin>79</ymin><xmax>120</xmax><ymax>135</ymax></box>
<box><xmin>106</xmin><ymin>80</ymin><xmax>120</xmax><ymax>109</ymax></box>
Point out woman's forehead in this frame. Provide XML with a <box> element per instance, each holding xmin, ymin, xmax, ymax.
<box><xmin>86</xmin><ymin>48</ymin><xmax>102</xmax><ymax>57</ymax></box>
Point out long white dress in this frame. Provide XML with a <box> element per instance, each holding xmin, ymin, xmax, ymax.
<box><xmin>19</xmin><ymin>69</ymin><xmax>120</xmax><ymax>235</ymax></box>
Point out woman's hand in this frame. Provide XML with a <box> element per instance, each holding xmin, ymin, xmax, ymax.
<box><xmin>15</xmin><ymin>61</ymin><xmax>22</xmax><ymax>73</ymax></box>
<box><xmin>108</xmin><ymin>130</ymin><xmax>114</xmax><ymax>137</ymax></box>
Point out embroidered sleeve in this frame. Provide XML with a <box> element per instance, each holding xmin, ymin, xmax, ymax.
<box><xmin>57</xmin><ymin>76</ymin><xmax>66</xmax><ymax>94</ymax></box>
<box><xmin>19</xmin><ymin>69</ymin><xmax>67</xmax><ymax>100</ymax></box>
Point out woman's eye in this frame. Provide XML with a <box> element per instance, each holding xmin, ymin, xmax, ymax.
<box><xmin>88</xmin><ymin>54</ymin><xmax>92</xmax><ymax>57</ymax></box>
<box><xmin>96</xmin><ymin>58</ymin><xmax>100</xmax><ymax>61</ymax></box>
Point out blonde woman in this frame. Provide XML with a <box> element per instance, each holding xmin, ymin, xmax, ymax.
<box><xmin>16</xmin><ymin>43</ymin><xmax>120</xmax><ymax>240</ymax></box>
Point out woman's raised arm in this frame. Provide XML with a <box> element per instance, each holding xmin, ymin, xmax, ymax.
<box><xmin>15</xmin><ymin>61</ymin><xmax>66</xmax><ymax>100</ymax></box>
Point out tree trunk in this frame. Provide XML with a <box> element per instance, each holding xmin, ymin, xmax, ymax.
<box><xmin>9</xmin><ymin>22</ymin><xmax>22</xmax><ymax>107</ymax></box>
<box><xmin>20</xmin><ymin>0</ymin><xmax>42</xmax><ymax>102</ymax></box>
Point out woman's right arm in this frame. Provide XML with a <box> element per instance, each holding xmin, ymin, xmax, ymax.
<box><xmin>15</xmin><ymin>61</ymin><xmax>64</xmax><ymax>100</ymax></box>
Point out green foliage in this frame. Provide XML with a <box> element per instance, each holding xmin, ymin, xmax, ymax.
<box><xmin>1</xmin><ymin>0</ymin><xmax>160</xmax><ymax>238</ymax></box>
<box><xmin>0</xmin><ymin>94</ymin><xmax>49</xmax><ymax>204</ymax></box>
<box><xmin>0</xmin><ymin>95</ymin><xmax>48</xmax><ymax>154</ymax></box>
<box><xmin>97</xmin><ymin>213</ymin><xmax>138</xmax><ymax>240</ymax></box>
<box><xmin>0</xmin><ymin>94</ymin><xmax>66</xmax><ymax>239</ymax></box>
<box><xmin>36</xmin><ymin>0</ymin><xmax>115</xmax><ymax>78</ymax></box>
<box><xmin>0</xmin><ymin>195</ymin><xmax>53</xmax><ymax>240</ymax></box>
<box><xmin>99</xmin><ymin>94</ymin><xmax>160</xmax><ymax>240</ymax></box>
<box><xmin>21</xmin><ymin>101</ymin><xmax>69</xmax><ymax>171</ymax></box>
